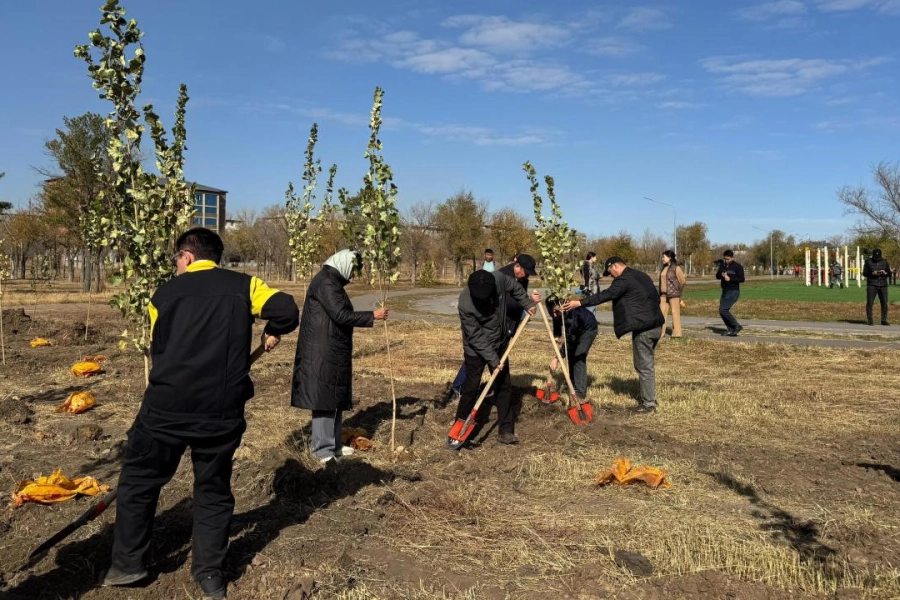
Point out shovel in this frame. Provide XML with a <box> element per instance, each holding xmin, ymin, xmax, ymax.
<box><xmin>536</xmin><ymin>302</ymin><xmax>593</xmax><ymax>424</ymax></box>
<box><xmin>447</xmin><ymin>313</ymin><xmax>531</xmax><ymax>450</ymax></box>
<box><xmin>535</xmin><ymin>367</ymin><xmax>559</xmax><ymax>404</ymax></box>
<box><xmin>23</xmin><ymin>340</ymin><xmax>269</xmax><ymax>568</ymax></box>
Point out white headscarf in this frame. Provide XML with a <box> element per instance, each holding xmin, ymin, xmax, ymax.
<box><xmin>324</xmin><ymin>249</ymin><xmax>358</xmax><ymax>281</ymax></box>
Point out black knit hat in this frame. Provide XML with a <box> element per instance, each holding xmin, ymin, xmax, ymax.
<box><xmin>468</xmin><ymin>270</ymin><xmax>496</xmax><ymax>300</ymax></box>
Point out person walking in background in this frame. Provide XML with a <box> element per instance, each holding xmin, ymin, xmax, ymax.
<box><xmin>563</xmin><ymin>256</ymin><xmax>664</xmax><ymax>413</ymax></box>
<box><xmin>104</xmin><ymin>228</ymin><xmax>299</xmax><ymax>599</ymax></box>
<box><xmin>291</xmin><ymin>250</ymin><xmax>388</xmax><ymax>464</ymax></box>
<box><xmin>658</xmin><ymin>250</ymin><xmax>686</xmax><ymax>338</ymax></box>
<box><xmin>863</xmin><ymin>248</ymin><xmax>891</xmax><ymax>325</ymax></box>
<box><xmin>481</xmin><ymin>248</ymin><xmax>495</xmax><ymax>272</ymax></box>
<box><xmin>716</xmin><ymin>249</ymin><xmax>745</xmax><ymax>337</ymax></box>
<box><xmin>580</xmin><ymin>252</ymin><xmax>601</xmax><ymax>313</ymax></box>
<box><xmin>829</xmin><ymin>261</ymin><xmax>844</xmax><ymax>289</ymax></box>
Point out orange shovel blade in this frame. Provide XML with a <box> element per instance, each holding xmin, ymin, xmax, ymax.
<box><xmin>447</xmin><ymin>417</ymin><xmax>475</xmax><ymax>450</ymax></box>
<box><xmin>579</xmin><ymin>401</ymin><xmax>593</xmax><ymax>422</ymax></box>
<box><xmin>567</xmin><ymin>406</ymin><xmax>587</xmax><ymax>425</ymax></box>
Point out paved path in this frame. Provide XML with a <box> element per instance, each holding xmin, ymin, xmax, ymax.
<box><xmin>349</xmin><ymin>287</ymin><xmax>900</xmax><ymax>350</ymax></box>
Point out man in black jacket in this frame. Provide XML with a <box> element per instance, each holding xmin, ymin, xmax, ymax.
<box><xmin>716</xmin><ymin>249</ymin><xmax>746</xmax><ymax>336</ymax></box>
<box><xmin>564</xmin><ymin>256</ymin><xmax>664</xmax><ymax>413</ymax></box>
<box><xmin>104</xmin><ymin>228</ymin><xmax>299</xmax><ymax>599</ymax></box>
<box><xmin>456</xmin><ymin>269</ymin><xmax>539</xmax><ymax>445</ymax></box>
<box><xmin>863</xmin><ymin>248</ymin><xmax>891</xmax><ymax>325</ymax></box>
<box><xmin>448</xmin><ymin>254</ymin><xmax>540</xmax><ymax>401</ymax></box>
<box><xmin>291</xmin><ymin>250</ymin><xmax>388</xmax><ymax>462</ymax></box>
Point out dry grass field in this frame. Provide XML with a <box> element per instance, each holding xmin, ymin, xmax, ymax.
<box><xmin>0</xmin><ymin>298</ymin><xmax>899</xmax><ymax>599</ymax></box>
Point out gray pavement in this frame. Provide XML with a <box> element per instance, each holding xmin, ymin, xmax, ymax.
<box><xmin>349</xmin><ymin>287</ymin><xmax>900</xmax><ymax>350</ymax></box>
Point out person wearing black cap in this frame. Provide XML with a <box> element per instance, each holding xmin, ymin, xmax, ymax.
<box><xmin>498</xmin><ymin>254</ymin><xmax>540</xmax><ymax>336</ymax></box>
<box><xmin>863</xmin><ymin>248</ymin><xmax>891</xmax><ymax>325</ymax></box>
<box><xmin>563</xmin><ymin>256</ymin><xmax>664</xmax><ymax>413</ymax></box>
<box><xmin>716</xmin><ymin>249</ymin><xmax>745</xmax><ymax>336</ymax></box>
<box><xmin>456</xmin><ymin>269</ymin><xmax>540</xmax><ymax>444</ymax></box>
<box><xmin>447</xmin><ymin>254</ymin><xmax>540</xmax><ymax>402</ymax></box>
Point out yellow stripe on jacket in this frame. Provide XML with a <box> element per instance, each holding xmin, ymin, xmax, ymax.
<box><xmin>148</xmin><ymin>261</ymin><xmax>281</xmax><ymax>339</ymax></box>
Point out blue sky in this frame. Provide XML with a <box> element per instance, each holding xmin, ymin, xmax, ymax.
<box><xmin>1</xmin><ymin>0</ymin><xmax>898</xmax><ymax>246</ymax></box>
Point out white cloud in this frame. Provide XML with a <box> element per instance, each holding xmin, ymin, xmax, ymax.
<box><xmin>618</xmin><ymin>7</ymin><xmax>672</xmax><ymax>32</ymax></box>
<box><xmin>737</xmin><ymin>1</ymin><xmax>807</xmax><ymax>21</ymax></box>
<box><xmin>813</xmin><ymin>0</ymin><xmax>900</xmax><ymax>14</ymax></box>
<box><xmin>255</xmin><ymin>103</ymin><xmax>373</xmax><ymax>127</ymax></box>
<box><xmin>606</xmin><ymin>72</ymin><xmax>665</xmax><ymax>87</ymax></box>
<box><xmin>396</xmin><ymin>47</ymin><xmax>496</xmax><ymax>75</ymax></box>
<box><xmin>701</xmin><ymin>56</ymin><xmax>888</xmax><ymax>97</ymax></box>
<box><xmin>417</xmin><ymin>123</ymin><xmax>547</xmax><ymax>146</ymax></box>
<box><xmin>815</xmin><ymin>115</ymin><xmax>900</xmax><ymax>131</ymax></box>
<box><xmin>442</xmin><ymin>15</ymin><xmax>569</xmax><ymax>52</ymax></box>
<box><xmin>749</xmin><ymin>149</ymin><xmax>784</xmax><ymax>160</ymax></box>
<box><xmin>585</xmin><ymin>36</ymin><xmax>644</xmax><ymax>57</ymax></box>
<box><xmin>658</xmin><ymin>101</ymin><xmax>699</xmax><ymax>109</ymax></box>
<box><xmin>325</xmin><ymin>12</ymin><xmax>676</xmax><ymax>97</ymax></box>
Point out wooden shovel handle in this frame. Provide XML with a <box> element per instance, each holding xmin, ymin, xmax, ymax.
<box><xmin>468</xmin><ymin>312</ymin><xmax>533</xmax><ymax>415</ymax></box>
<box><xmin>537</xmin><ymin>302</ymin><xmax>579</xmax><ymax>407</ymax></box>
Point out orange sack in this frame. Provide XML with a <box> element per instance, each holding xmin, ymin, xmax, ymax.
<box><xmin>595</xmin><ymin>456</ymin><xmax>672</xmax><ymax>490</ymax></box>
<box><xmin>55</xmin><ymin>391</ymin><xmax>96</xmax><ymax>414</ymax></box>
<box><xmin>30</xmin><ymin>338</ymin><xmax>52</xmax><ymax>347</ymax></box>
<box><xmin>340</xmin><ymin>427</ymin><xmax>373</xmax><ymax>452</ymax></box>
<box><xmin>70</xmin><ymin>361</ymin><xmax>103</xmax><ymax>377</ymax></box>
<box><xmin>13</xmin><ymin>469</ymin><xmax>109</xmax><ymax>507</ymax></box>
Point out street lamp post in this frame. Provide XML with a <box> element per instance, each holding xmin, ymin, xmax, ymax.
<box><xmin>644</xmin><ymin>197</ymin><xmax>677</xmax><ymax>257</ymax></box>
<box><xmin>752</xmin><ymin>226</ymin><xmax>774</xmax><ymax>280</ymax></box>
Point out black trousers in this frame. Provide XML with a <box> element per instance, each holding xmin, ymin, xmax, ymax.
<box><xmin>866</xmin><ymin>287</ymin><xmax>889</xmax><ymax>324</ymax></box>
<box><xmin>455</xmin><ymin>352</ymin><xmax>518</xmax><ymax>434</ymax></box>
<box><xmin>111</xmin><ymin>412</ymin><xmax>245</xmax><ymax>580</ymax></box>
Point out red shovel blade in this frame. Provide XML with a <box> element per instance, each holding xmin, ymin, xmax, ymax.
<box><xmin>567</xmin><ymin>406</ymin><xmax>587</xmax><ymax>425</ymax></box>
<box><xmin>447</xmin><ymin>417</ymin><xmax>475</xmax><ymax>450</ymax></box>
<box><xmin>566</xmin><ymin>401</ymin><xmax>593</xmax><ymax>425</ymax></box>
<box><xmin>579</xmin><ymin>401</ymin><xmax>593</xmax><ymax>422</ymax></box>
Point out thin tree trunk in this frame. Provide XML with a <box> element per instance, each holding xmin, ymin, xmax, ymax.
<box><xmin>0</xmin><ymin>277</ymin><xmax>5</xmax><ymax>366</ymax></box>
<box><xmin>84</xmin><ymin>250</ymin><xmax>93</xmax><ymax>293</ymax></box>
<box><xmin>384</xmin><ymin>314</ymin><xmax>398</xmax><ymax>452</ymax></box>
<box><xmin>85</xmin><ymin>286</ymin><xmax>92</xmax><ymax>342</ymax></box>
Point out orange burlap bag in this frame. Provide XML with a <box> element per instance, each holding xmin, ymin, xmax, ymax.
<box><xmin>55</xmin><ymin>391</ymin><xmax>96</xmax><ymax>414</ymax></box>
<box><xmin>340</xmin><ymin>427</ymin><xmax>374</xmax><ymax>451</ymax></box>
<box><xmin>595</xmin><ymin>456</ymin><xmax>672</xmax><ymax>489</ymax></box>
<box><xmin>70</xmin><ymin>361</ymin><xmax>103</xmax><ymax>377</ymax></box>
<box><xmin>13</xmin><ymin>469</ymin><xmax>109</xmax><ymax>507</ymax></box>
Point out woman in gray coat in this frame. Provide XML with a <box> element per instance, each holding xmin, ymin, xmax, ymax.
<box><xmin>291</xmin><ymin>250</ymin><xmax>388</xmax><ymax>462</ymax></box>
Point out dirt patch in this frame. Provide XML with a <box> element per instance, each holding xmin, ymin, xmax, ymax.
<box><xmin>0</xmin><ymin>396</ymin><xmax>33</xmax><ymax>425</ymax></box>
<box><xmin>1</xmin><ymin>307</ymin><xmax>899</xmax><ymax>599</ymax></box>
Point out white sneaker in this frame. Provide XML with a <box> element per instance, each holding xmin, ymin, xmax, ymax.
<box><xmin>319</xmin><ymin>455</ymin><xmax>336</xmax><ymax>464</ymax></box>
<box><xmin>340</xmin><ymin>445</ymin><xmax>355</xmax><ymax>456</ymax></box>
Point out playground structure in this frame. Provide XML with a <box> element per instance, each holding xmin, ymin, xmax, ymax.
<box><xmin>804</xmin><ymin>245</ymin><xmax>861</xmax><ymax>288</ymax></box>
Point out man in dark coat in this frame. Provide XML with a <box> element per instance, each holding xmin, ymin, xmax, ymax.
<box><xmin>456</xmin><ymin>269</ymin><xmax>539</xmax><ymax>445</ymax></box>
<box><xmin>564</xmin><ymin>257</ymin><xmax>664</xmax><ymax>413</ymax></box>
<box><xmin>291</xmin><ymin>250</ymin><xmax>388</xmax><ymax>463</ymax></box>
<box><xmin>863</xmin><ymin>248</ymin><xmax>891</xmax><ymax>325</ymax></box>
<box><xmin>448</xmin><ymin>254</ymin><xmax>540</xmax><ymax>400</ymax></box>
<box><xmin>104</xmin><ymin>228</ymin><xmax>299</xmax><ymax>599</ymax></box>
